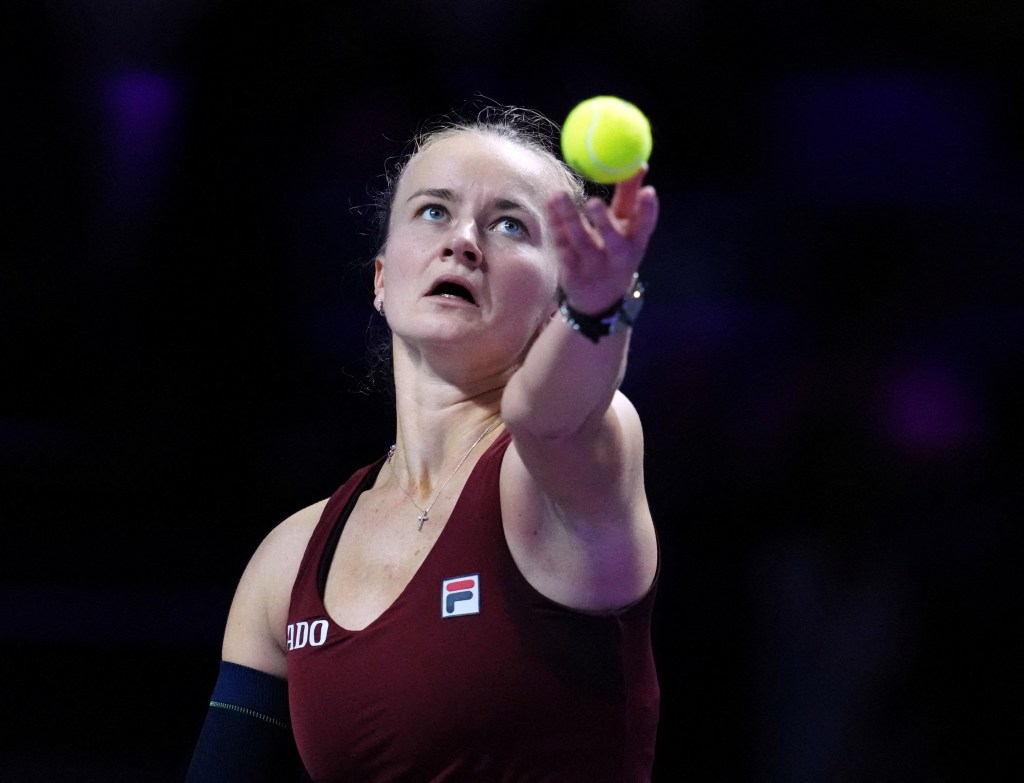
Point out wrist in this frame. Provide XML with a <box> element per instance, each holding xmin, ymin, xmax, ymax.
<box><xmin>559</xmin><ymin>273</ymin><xmax>646</xmax><ymax>343</ymax></box>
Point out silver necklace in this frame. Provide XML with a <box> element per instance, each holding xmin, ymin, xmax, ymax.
<box><xmin>387</xmin><ymin>417</ymin><xmax>501</xmax><ymax>531</ymax></box>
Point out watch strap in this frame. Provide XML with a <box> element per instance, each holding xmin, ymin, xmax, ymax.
<box><xmin>559</xmin><ymin>273</ymin><xmax>645</xmax><ymax>343</ymax></box>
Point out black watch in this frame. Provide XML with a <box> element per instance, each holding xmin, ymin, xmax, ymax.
<box><xmin>559</xmin><ymin>273</ymin><xmax>646</xmax><ymax>343</ymax></box>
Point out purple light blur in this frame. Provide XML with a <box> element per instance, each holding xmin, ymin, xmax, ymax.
<box><xmin>102</xmin><ymin>71</ymin><xmax>181</xmax><ymax>216</ymax></box>
<box><xmin>873</xmin><ymin>357</ymin><xmax>983</xmax><ymax>454</ymax></box>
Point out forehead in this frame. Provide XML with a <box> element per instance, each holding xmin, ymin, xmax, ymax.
<box><xmin>395</xmin><ymin>131</ymin><xmax>566</xmax><ymax>205</ymax></box>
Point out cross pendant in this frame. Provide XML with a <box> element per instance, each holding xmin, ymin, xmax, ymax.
<box><xmin>418</xmin><ymin>511</ymin><xmax>428</xmax><ymax>531</ymax></box>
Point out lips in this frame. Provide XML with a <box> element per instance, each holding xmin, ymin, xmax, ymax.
<box><xmin>427</xmin><ymin>276</ymin><xmax>477</xmax><ymax>305</ymax></box>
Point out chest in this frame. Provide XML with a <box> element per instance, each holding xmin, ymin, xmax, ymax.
<box><xmin>289</xmin><ymin>539</ymin><xmax>644</xmax><ymax>782</ymax></box>
<box><xmin>321</xmin><ymin>487</ymin><xmax>459</xmax><ymax>631</ymax></box>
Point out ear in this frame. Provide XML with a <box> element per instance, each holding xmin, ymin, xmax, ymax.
<box><xmin>373</xmin><ymin>258</ymin><xmax>385</xmax><ymax>296</ymax></box>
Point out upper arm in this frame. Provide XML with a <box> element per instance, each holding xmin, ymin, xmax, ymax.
<box><xmin>501</xmin><ymin>391</ymin><xmax>657</xmax><ymax>612</ymax></box>
<box><xmin>221</xmin><ymin>500</ymin><xmax>327</xmax><ymax>678</ymax></box>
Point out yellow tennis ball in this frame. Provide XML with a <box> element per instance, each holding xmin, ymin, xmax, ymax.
<box><xmin>560</xmin><ymin>96</ymin><xmax>653</xmax><ymax>184</ymax></box>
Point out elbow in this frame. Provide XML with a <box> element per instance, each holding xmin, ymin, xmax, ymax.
<box><xmin>500</xmin><ymin>386</ymin><xmax>563</xmax><ymax>441</ymax></box>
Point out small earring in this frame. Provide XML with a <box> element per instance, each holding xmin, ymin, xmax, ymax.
<box><xmin>376</xmin><ymin>297</ymin><xmax>385</xmax><ymax>316</ymax></box>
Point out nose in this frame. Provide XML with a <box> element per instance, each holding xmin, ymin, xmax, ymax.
<box><xmin>442</xmin><ymin>222</ymin><xmax>482</xmax><ymax>267</ymax></box>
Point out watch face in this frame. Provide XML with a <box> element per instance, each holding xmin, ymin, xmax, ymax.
<box><xmin>621</xmin><ymin>278</ymin><xmax>645</xmax><ymax>324</ymax></box>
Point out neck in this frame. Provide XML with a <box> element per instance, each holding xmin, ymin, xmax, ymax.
<box><xmin>389</xmin><ymin>406</ymin><xmax>502</xmax><ymax>500</ymax></box>
<box><xmin>391</xmin><ymin>333</ymin><xmax>517</xmax><ymax>402</ymax></box>
<box><xmin>384</xmin><ymin>334</ymin><xmax>508</xmax><ymax>500</ymax></box>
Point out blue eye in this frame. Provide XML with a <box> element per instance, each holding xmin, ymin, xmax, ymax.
<box><xmin>420</xmin><ymin>205</ymin><xmax>447</xmax><ymax>222</ymax></box>
<box><xmin>495</xmin><ymin>217</ymin><xmax>525</xmax><ymax>236</ymax></box>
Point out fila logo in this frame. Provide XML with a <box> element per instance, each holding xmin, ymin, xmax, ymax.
<box><xmin>442</xmin><ymin>574</ymin><xmax>480</xmax><ymax>618</ymax></box>
<box><xmin>287</xmin><ymin>619</ymin><xmax>328</xmax><ymax>650</ymax></box>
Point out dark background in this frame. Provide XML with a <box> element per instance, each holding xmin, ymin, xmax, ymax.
<box><xmin>3</xmin><ymin>1</ymin><xmax>1021</xmax><ymax>780</ymax></box>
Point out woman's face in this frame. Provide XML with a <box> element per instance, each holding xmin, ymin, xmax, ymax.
<box><xmin>375</xmin><ymin>131</ymin><xmax>567</xmax><ymax>374</ymax></box>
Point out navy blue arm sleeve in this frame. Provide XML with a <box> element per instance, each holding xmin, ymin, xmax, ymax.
<box><xmin>186</xmin><ymin>660</ymin><xmax>308</xmax><ymax>782</ymax></box>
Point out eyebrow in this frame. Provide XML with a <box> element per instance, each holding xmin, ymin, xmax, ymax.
<box><xmin>494</xmin><ymin>198</ymin><xmax>530</xmax><ymax>213</ymax></box>
<box><xmin>405</xmin><ymin>186</ymin><xmax>540</xmax><ymax>216</ymax></box>
<box><xmin>406</xmin><ymin>187</ymin><xmax>457</xmax><ymax>203</ymax></box>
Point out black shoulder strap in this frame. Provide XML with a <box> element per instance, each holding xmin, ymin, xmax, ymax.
<box><xmin>315</xmin><ymin>460</ymin><xmax>385</xmax><ymax>598</ymax></box>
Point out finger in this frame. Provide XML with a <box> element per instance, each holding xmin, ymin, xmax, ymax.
<box><xmin>631</xmin><ymin>186</ymin><xmax>660</xmax><ymax>249</ymax></box>
<box><xmin>548</xmin><ymin>193</ymin><xmax>600</xmax><ymax>273</ymax></box>
<box><xmin>551</xmin><ymin>193</ymin><xmax>597</xmax><ymax>247</ymax></box>
<box><xmin>588</xmin><ymin>198</ymin><xmax>628</xmax><ymax>257</ymax></box>
<box><xmin>610</xmin><ymin>163</ymin><xmax>649</xmax><ymax>220</ymax></box>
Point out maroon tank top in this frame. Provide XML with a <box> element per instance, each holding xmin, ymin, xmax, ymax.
<box><xmin>287</xmin><ymin>431</ymin><xmax>659</xmax><ymax>781</ymax></box>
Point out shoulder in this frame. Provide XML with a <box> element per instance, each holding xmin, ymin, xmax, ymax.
<box><xmin>221</xmin><ymin>498</ymin><xmax>328</xmax><ymax>678</ymax></box>
<box><xmin>250</xmin><ymin>499</ymin><xmax>328</xmax><ymax>585</ymax></box>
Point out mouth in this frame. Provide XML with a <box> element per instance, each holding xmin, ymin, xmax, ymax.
<box><xmin>428</xmin><ymin>279</ymin><xmax>477</xmax><ymax>305</ymax></box>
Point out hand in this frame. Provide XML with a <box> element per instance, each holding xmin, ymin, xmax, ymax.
<box><xmin>547</xmin><ymin>165</ymin><xmax>659</xmax><ymax>315</ymax></box>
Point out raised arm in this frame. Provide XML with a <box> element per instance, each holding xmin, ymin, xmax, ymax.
<box><xmin>500</xmin><ymin>167</ymin><xmax>659</xmax><ymax>611</ymax></box>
